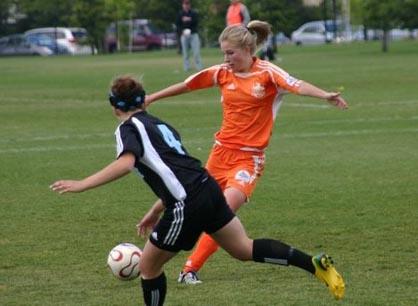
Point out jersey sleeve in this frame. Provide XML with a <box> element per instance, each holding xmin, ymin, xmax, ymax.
<box><xmin>269</xmin><ymin>64</ymin><xmax>302</xmax><ymax>94</ymax></box>
<box><xmin>115</xmin><ymin>123</ymin><xmax>143</xmax><ymax>159</ymax></box>
<box><xmin>184</xmin><ymin>65</ymin><xmax>222</xmax><ymax>90</ymax></box>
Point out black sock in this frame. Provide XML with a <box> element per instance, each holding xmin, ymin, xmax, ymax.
<box><xmin>141</xmin><ymin>273</ymin><xmax>166</xmax><ymax>306</ymax></box>
<box><xmin>252</xmin><ymin>239</ymin><xmax>315</xmax><ymax>274</ymax></box>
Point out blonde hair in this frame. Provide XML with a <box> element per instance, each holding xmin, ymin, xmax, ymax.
<box><xmin>218</xmin><ymin>20</ymin><xmax>271</xmax><ymax>55</ymax></box>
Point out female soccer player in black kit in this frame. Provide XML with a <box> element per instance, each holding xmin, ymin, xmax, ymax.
<box><xmin>50</xmin><ymin>76</ymin><xmax>344</xmax><ymax>305</ymax></box>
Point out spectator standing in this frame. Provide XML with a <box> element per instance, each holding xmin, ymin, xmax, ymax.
<box><xmin>226</xmin><ymin>0</ymin><xmax>250</xmax><ymax>26</ymax></box>
<box><xmin>176</xmin><ymin>0</ymin><xmax>202</xmax><ymax>71</ymax></box>
<box><xmin>259</xmin><ymin>33</ymin><xmax>276</xmax><ymax>61</ymax></box>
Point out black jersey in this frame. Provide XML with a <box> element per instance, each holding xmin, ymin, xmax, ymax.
<box><xmin>176</xmin><ymin>9</ymin><xmax>199</xmax><ymax>34</ymax></box>
<box><xmin>114</xmin><ymin>111</ymin><xmax>208</xmax><ymax>205</ymax></box>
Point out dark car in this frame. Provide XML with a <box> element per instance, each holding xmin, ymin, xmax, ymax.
<box><xmin>0</xmin><ymin>34</ymin><xmax>53</xmax><ymax>56</ymax></box>
<box><xmin>105</xmin><ymin>19</ymin><xmax>176</xmax><ymax>53</ymax></box>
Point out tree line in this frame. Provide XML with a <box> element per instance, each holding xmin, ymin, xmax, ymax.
<box><xmin>1</xmin><ymin>0</ymin><xmax>417</xmax><ymax>53</ymax></box>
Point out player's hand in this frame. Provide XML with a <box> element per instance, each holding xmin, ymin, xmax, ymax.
<box><xmin>136</xmin><ymin>210</ymin><xmax>160</xmax><ymax>238</ymax></box>
<box><xmin>49</xmin><ymin>180</ymin><xmax>85</xmax><ymax>194</ymax></box>
<box><xmin>325</xmin><ymin>92</ymin><xmax>348</xmax><ymax>109</ymax></box>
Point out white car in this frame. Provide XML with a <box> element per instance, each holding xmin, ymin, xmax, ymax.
<box><xmin>24</xmin><ymin>27</ymin><xmax>95</xmax><ymax>55</ymax></box>
<box><xmin>0</xmin><ymin>34</ymin><xmax>53</xmax><ymax>56</ymax></box>
<box><xmin>291</xmin><ymin>20</ymin><xmax>341</xmax><ymax>45</ymax></box>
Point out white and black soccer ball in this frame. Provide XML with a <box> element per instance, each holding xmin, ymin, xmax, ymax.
<box><xmin>107</xmin><ymin>243</ymin><xmax>142</xmax><ymax>281</ymax></box>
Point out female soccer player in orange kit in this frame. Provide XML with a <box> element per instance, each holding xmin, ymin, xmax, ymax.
<box><xmin>143</xmin><ymin>20</ymin><xmax>348</xmax><ymax>285</ymax></box>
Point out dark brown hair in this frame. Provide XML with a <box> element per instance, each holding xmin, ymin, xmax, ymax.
<box><xmin>110</xmin><ymin>75</ymin><xmax>144</xmax><ymax>103</ymax></box>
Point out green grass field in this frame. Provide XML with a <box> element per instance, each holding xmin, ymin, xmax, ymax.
<box><xmin>1</xmin><ymin>41</ymin><xmax>417</xmax><ymax>305</ymax></box>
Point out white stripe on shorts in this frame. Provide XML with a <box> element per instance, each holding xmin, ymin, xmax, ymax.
<box><xmin>151</xmin><ymin>289</ymin><xmax>159</xmax><ymax>306</ymax></box>
<box><xmin>163</xmin><ymin>201</ymin><xmax>185</xmax><ymax>246</ymax></box>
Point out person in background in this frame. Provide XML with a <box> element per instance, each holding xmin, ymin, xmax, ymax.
<box><xmin>259</xmin><ymin>33</ymin><xmax>276</xmax><ymax>61</ymax></box>
<box><xmin>51</xmin><ymin>75</ymin><xmax>345</xmax><ymax>305</ymax></box>
<box><xmin>226</xmin><ymin>0</ymin><xmax>250</xmax><ymax>26</ymax></box>
<box><xmin>143</xmin><ymin>20</ymin><xmax>348</xmax><ymax>290</ymax></box>
<box><xmin>176</xmin><ymin>0</ymin><xmax>202</xmax><ymax>71</ymax></box>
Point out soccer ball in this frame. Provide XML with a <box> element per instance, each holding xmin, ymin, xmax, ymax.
<box><xmin>107</xmin><ymin>243</ymin><xmax>142</xmax><ymax>281</ymax></box>
<box><xmin>182</xmin><ymin>28</ymin><xmax>191</xmax><ymax>36</ymax></box>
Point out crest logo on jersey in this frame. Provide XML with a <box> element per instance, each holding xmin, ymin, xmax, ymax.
<box><xmin>234</xmin><ymin>170</ymin><xmax>251</xmax><ymax>185</ymax></box>
<box><xmin>251</xmin><ymin>82</ymin><xmax>265</xmax><ymax>99</ymax></box>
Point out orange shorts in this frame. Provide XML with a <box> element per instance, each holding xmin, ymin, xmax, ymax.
<box><xmin>205</xmin><ymin>144</ymin><xmax>265</xmax><ymax>199</ymax></box>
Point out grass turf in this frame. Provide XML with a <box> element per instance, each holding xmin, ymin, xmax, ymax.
<box><xmin>1</xmin><ymin>40</ymin><xmax>418</xmax><ymax>305</ymax></box>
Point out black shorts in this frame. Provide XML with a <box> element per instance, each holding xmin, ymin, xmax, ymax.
<box><xmin>149</xmin><ymin>176</ymin><xmax>235</xmax><ymax>252</ymax></box>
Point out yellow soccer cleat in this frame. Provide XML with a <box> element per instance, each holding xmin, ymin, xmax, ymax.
<box><xmin>312</xmin><ymin>253</ymin><xmax>345</xmax><ymax>300</ymax></box>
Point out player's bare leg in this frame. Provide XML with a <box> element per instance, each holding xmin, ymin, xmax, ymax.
<box><xmin>140</xmin><ymin>240</ymin><xmax>177</xmax><ymax>306</ymax></box>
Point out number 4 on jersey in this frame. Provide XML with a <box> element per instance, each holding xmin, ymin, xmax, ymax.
<box><xmin>157</xmin><ymin>124</ymin><xmax>185</xmax><ymax>155</ymax></box>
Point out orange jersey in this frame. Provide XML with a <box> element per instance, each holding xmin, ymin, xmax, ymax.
<box><xmin>226</xmin><ymin>3</ymin><xmax>244</xmax><ymax>25</ymax></box>
<box><xmin>184</xmin><ymin>58</ymin><xmax>302</xmax><ymax>151</ymax></box>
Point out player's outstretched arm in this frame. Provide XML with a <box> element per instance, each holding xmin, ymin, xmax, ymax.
<box><xmin>136</xmin><ymin>199</ymin><xmax>165</xmax><ymax>237</ymax></box>
<box><xmin>145</xmin><ymin>82</ymin><xmax>190</xmax><ymax>106</ymax></box>
<box><xmin>50</xmin><ymin>153</ymin><xmax>136</xmax><ymax>194</ymax></box>
<box><xmin>298</xmin><ymin>81</ymin><xmax>348</xmax><ymax>110</ymax></box>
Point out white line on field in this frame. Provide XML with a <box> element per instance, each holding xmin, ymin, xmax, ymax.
<box><xmin>354</xmin><ymin>100</ymin><xmax>418</xmax><ymax>107</ymax></box>
<box><xmin>286</xmin><ymin>103</ymin><xmax>330</xmax><ymax>109</ymax></box>
<box><xmin>1</xmin><ymin>128</ymin><xmax>417</xmax><ymax>154</ymax></box>
<box><xmin>278</xmin><ymin>128</ymin><xmax>418</xmax><ymax>139</ymax></box>
<box><xmin>2</xmin><ymin>96</ymin><xmax>416</xmax><ymax>108</ymax></box>
<box><xmin>305</xmin><ymin>116</ymin><xmax>418</xmax><ymax>125</ymax></box>
<box><xmin>2</xmin><ymin>115</ymin><xmax>416</xmax><ymax>145</ymax></box>
<box><xmin>0</xmin><ymin>143</ymin><xmax>113</xmax><ymax>154</ymax></box>
<box><xmin>0</xmin><ymin>132</ymin><xmax>111</xmax><ymax>144</ymax></box>
<box><xmin>31</xmin><ymin>133</ymin><xmax>110</xmax><ymax>141</ymax></box>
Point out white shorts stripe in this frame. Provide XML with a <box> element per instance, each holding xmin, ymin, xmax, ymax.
<box><xmin>169</xmin><ymin>203</ymin><xmax>185</xmax><ymax>245</ymax></box>
<box><xmin>163</xmin><ymin>202</ymin><xmax>185</xmax><ymax>246</ymax></box>
<box><xmin>151</xmin><ymin>289</ymin><xmax>159</xmax><ymax>306</ymax></box>
<box><xmin>264</xmin><ymin>257</ymin><xmax>288</xmax><ymax>265</ymax></box>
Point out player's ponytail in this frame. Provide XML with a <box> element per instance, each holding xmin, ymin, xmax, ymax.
<box><xmin>247</xmin><ymin>20</ymin><xmax>271</xmax><ymax>49</ymax></box>
<box><xmin>219</xmin><ymin>20</ymin><xmax>272</xmax><ymax>55</ymax></box>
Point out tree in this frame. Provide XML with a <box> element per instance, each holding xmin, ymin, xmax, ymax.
<box><xmin>401</xmin><ymin>0</ymin><xmax>418</xmax><ymax>32</ymax></box>
<box><xmin>0</xmin><ymin>0</ymin><xmax>15</xmax><ymax>36</ymax></box>
<box><xmin>103</xmin><ymin>0</ymin><xmax>136</xmax><ymax>52</ymax></box>
<box><xmin>248</xmin><ymin>0</ymin><xmax>322</xmax><ymax>37</ymax></box>
<box><xmin>195</xmin><ymin>0</ymin><xmax>323</xmax><ymax>47</ymax></box>
<box><xmin>17</xmin><ymin>0</ymin><xmax>73</xmax><ymax>30</ymax></box>
<box><xmin>199</xmin><ymin>0</ymin><xmax>229</xmax><ymax>45</ymax></box>
<box><xmin>135</xmin><ymin>0</ymin><xmax>180</xmax><ymax>32</ymax></box>
<box><xmin>362</xmin><ymin>0</ymin><xmax>403</xmax><ymax>52</ymax></box>
<box><xmin>70</xmin><ymin>0</ymin><xmax>110</xmax><ymax>54</ymax></box>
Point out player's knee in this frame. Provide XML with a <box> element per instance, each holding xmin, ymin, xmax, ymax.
<box><xmin>228</xmin><ymin>240</ymin><xmax>253</xmax><ymax>261</ymax></box>
<box><xmin>232</xmin><ymin>252</ymin><xmax>251</xmax><ymax>261</ymax></box>
<box><xmin>139</xmin><ymin>259</ymin><xmax>162</xmax><ymax>279</ymax></box>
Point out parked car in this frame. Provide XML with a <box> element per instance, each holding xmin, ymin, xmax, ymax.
<box><xmin>105</xmin><ymin>19</ymin><xmax>176</xmax><ymax>53</ymax></box>
<box><xmin>348</xmin><ymin>26</ymin><xmax>417</xmax><ymax>41</ymax></box>
<box><xmin>275</xmin><ymin>32</ymin><xmax>291</xmax><ymax>45</ymax></box>
<box><xmin>159</xmin><ymin>31</ymin><xmax>178</xmax><ymax>48</ymax></box>
<box><xmin>0</xmin><ymin>34</ymin><xmax>53</xmax><ymax>56</ymax></box>
<box><xmin>387</xmin><ymin>28</ymin><xmax>417</xmax><ymax>40</ymax></box>
<box><xmin>24</xmin><ymin>27</ymin><xmax>95</xmax><ymax>55</ymax></box>
<box><xmin>291</xmin><ymin>20</ymin><xmax>348</xmax><ymax>45</ymax></box>
<box><xmin>25</xmin><ymin>33</ymin><xmax>69</xmax><ymax>55</ymax></box>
